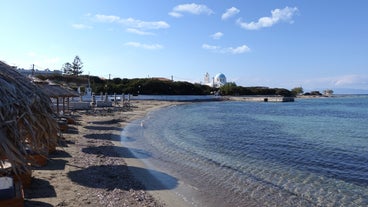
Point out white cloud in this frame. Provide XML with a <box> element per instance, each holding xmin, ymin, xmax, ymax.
<box><xmin>226</xmin><ymin>45</ymin><xmax>251</xmax><ymax>54</ymax></box>
<box><xmin>202</xmin><ymin>44</ymin><xmax>220</xmax><ymax>50</ymax></box>
<box><xmin>95</xmin><ymin>14</ymin><xmax>120</xmax><ymax>23</ymax></box>
<box><xmin>125</xmin><ymin>42</ymin><xmax>163</xmax><ymax>50</ymax></box>
<box><xmin>202</xmin><ymin>44</ymin><xmax>250</xmax><ymax>54</ymax></box>
<box><xmin>237</xmin><ymin>6</ymin><xmax>299</xmax><ymax>30</ymax></box>
<box><xmin>126</xmin><ymin>28</ymin><xmax>154</xmax><ymax>35</ymax></box>
<box><xmin>120</xmin><ymin>18</ymin><xmax>169</xmax><ymax>30</ymax></box>
<box><xmin>72</xmin><ymin>24</ymin><xmax>93</xmax><ymax>30</ymax></box>
<box><xmin>211</xmin><ymin>32</ymin><xmax>223</xmax><ymax>40</ymax></box>
<box><xmin>222</xmin><ymin>7</ymin><xmax>240</xmax><ymax>20</ymax></box>
<box><xmin>168</xmin><ymin>12</ymin><xmax>182</xmax><ymax>18</ymax></box>
<box><xmin>169</xmin><ymin>3</ymin><xmax>214</xmax><ymax>17</ymax></box>
<box><xmin>94</xmin><ymin>14</ymin><xmax>169</xmax><ymax>30</ymax></box>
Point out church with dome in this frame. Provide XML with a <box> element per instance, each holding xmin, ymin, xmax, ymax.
<box><xmin>204</xmin><ymin>72</ymin><xmax>227</xmax><ymax>88</ymax></box>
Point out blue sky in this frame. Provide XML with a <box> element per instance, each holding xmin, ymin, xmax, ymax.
<box><xmin>1</xmin><ymin>0</ymin><xmax>368</xmax><ymax>92</ymax></box>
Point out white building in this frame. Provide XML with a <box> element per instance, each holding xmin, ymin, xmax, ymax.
<box><xmin>204</xmin><ymin>72</ymin><xmax>211</xmax><ymax>85</ymax></box>
<box><xmin>203</xmin><ymin>72</ymin><xmax>227</xmax><ymax>88</ymax></box>
<box><xmin>214</xmin><ymin>73</ymin><xmax>227</xmax><ymax>87</ymax></box>
<box><xmin>17</xmin><ymin>68</ymin><xmax>62</xmax><ymax>76</ymax></box>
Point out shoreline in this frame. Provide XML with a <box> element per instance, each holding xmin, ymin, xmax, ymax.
<box><xmin>22</xmin><ymin>96</ymin><xmax>366</xmax><ymax>206</ymax></box>
<box><xmin>25</xmin><ymin>100</ymin><xmax>184</xmax><ymax>207</ymax></box>
<box><xmin>24</xmin><ymin>97</ymin><xmax>308</xmax><ymax>206</ymax></box>
<box><xmin>113</xmin><ymin>100</ymin><xmax>194</xmax><ymax>207</ymax></box>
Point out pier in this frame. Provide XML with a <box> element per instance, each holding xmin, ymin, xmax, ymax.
<box><xmin>225</xmin><ymin>96</ymin><xmax>295</xmax><ymax>102</ymax></box>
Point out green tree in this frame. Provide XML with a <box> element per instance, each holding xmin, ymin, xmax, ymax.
<box><xmin>62</xmin><ymin>62</ymin><xmax>72</xmax><ymax>75</ymax></box>
<box><xmin>220</xmin><ymin>82</ymin><xmax>238</xmax><ymax>95</ymax></box>
<box><xmin>291</xmin><ymin>87</ymin><xmax>304</xmax><ymax>96</ymax></box>
<box><xmin>323</xmin><ymin>89</ymin><xmax>334</xmax><ymax>96</ymax></box>
<box><xmin>112</xmin><ymin>78</ymin><xmax>122</xmax><ymax>85</ymax></box>
<box><xmin>310</xmin><ymin>91</ymin><xmax>322</xmax><ymax>96</ymax></box>
<box><xmin>276</xmin><ymin>88</ymin><xmax>293</xmax><ymax>97</ymax></box>
<box><xmin>72</xmin><ymin>56</ymin><xmax>83</xmax><ymax>76</ymax></box>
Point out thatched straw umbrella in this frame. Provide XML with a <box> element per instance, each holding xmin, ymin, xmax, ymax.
<box><xmin>0</xmin><ymin>61</ymin><xmax>58</xmax><ymax>176</ymax></box>
<box><xmin>34</xmin><ymin>79</ymin><xmax>79</xmax><ymax>115</ymax></box>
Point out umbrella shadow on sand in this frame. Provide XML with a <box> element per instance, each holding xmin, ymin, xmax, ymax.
<box><xmin>68</xmin><ymin>165</ymin><xmax>178</xmax><ymax>191</ymax></box>
<box><xmin>84</xmin><ymin>133</ymin><xmax>121</xmax><ymax>141</ymax></box>
<box><xmin>24</xmin><ymin>200</ymin><xmax>53</xmax><ymax>207</ymax></box>
<box><xmin>81</xmin><ymin>145</ymin><xmax>151</xmax><ymax>159</ymax></box>
<box><xmin>90</xmin><ymin>119</ymin><xmax>123</xmax><ymax>125</ymax></box>
<box><xmin>84</xmin><ymin>125</ymin><xmax>122</xmax><ymax>131</ymax></box>
<box><xmin>24</xmin><ymin>178</ymin><xmax>57</xmax><ymax>199</ymax></box>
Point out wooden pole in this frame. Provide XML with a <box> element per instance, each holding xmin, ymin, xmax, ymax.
<box><xmin>56</xmin><ymin>97</ymin><xmax>59</xmax><ymax>115</ymax></box>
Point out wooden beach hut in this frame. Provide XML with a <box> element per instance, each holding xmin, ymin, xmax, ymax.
<box><xmin>0</xmin><ymin>61</ymin><xmax>58</xmax><ymax>202</ymax></box>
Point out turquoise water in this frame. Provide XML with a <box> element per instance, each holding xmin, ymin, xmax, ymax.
<box><xmin>122</xmin><ymin>96</ymin><xmax>368</xmax><ymax>207</ymax></box>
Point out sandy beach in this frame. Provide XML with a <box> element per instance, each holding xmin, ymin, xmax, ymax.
<box><xmin>24</xmin><ymin>100</ymin><xmax>183</xmax><ymax>207</ymax></box>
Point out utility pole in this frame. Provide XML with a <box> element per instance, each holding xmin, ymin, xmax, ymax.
<box><xmin>31</xmin><ymin>64</ymin><xmax>35</xmax><ymax>76</ymax></box>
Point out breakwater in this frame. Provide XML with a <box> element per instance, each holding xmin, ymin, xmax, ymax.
<box><xmin>225</xmin><ymin>96</ymin><xmax>295</xmax><ymax>102</ymax></box>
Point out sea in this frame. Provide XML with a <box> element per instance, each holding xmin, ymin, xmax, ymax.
<box><xmin>121</xmin><ymin>95</ymin><xmax>368</xmax><ymax>207</ymax></box>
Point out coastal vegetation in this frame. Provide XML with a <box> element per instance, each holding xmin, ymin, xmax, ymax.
<box><xmin>290</xmin><ymin>87</ymin><xmax>333</xmax><ymax>97</ymax></box>
<box><xmin>38</xmin><ymin>75</ymin><xmax>294</xmax><ymax>96</ymax></box>
<box><xmin>36</xmin><ymin>74</ymin><xmax>212</xmax><ymax>95</ymax></box>
<box><xmin>37</xmin><ymin>74</ymin><xmax>295</xmax><ymax>96</ymax></box>
<box><xmin>291</xmin><ymin>87</ymin><xmax>304</xmax><ymax>96</ymax></box>
<box><xmin>220</xmin><ymin>82</ymin><xmax>294</xmax><ymax>97</ymax></box>
<box><xmin>303</xmin><ymin>90</ymin><xmax>323</xmax><ymax>96</ymax></box>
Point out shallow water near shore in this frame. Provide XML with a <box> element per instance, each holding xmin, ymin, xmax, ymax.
<box><xmin>121</xmin><ymin>96</ymin><xmax>368</xmax><ymax>207</ymax></box>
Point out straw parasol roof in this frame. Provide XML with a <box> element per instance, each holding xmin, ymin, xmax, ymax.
<box><xmin>33</xmin><ymin>79</ymin><xmax>79</xmax><ymax>114</ymax></box>
<box><xmin>0</xmin><ymin>61</ymin><xmax>58</xmax><ymax>174</ymax></box>
<box><xmin>33</xmin><ymin>78</ymin><xmax>79</xmax><ymax>98</ymax></box>
<box><xmin>39</xmin><ymin>84</ymin><xmax>79</xmax><ymax>98</ymax></box>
